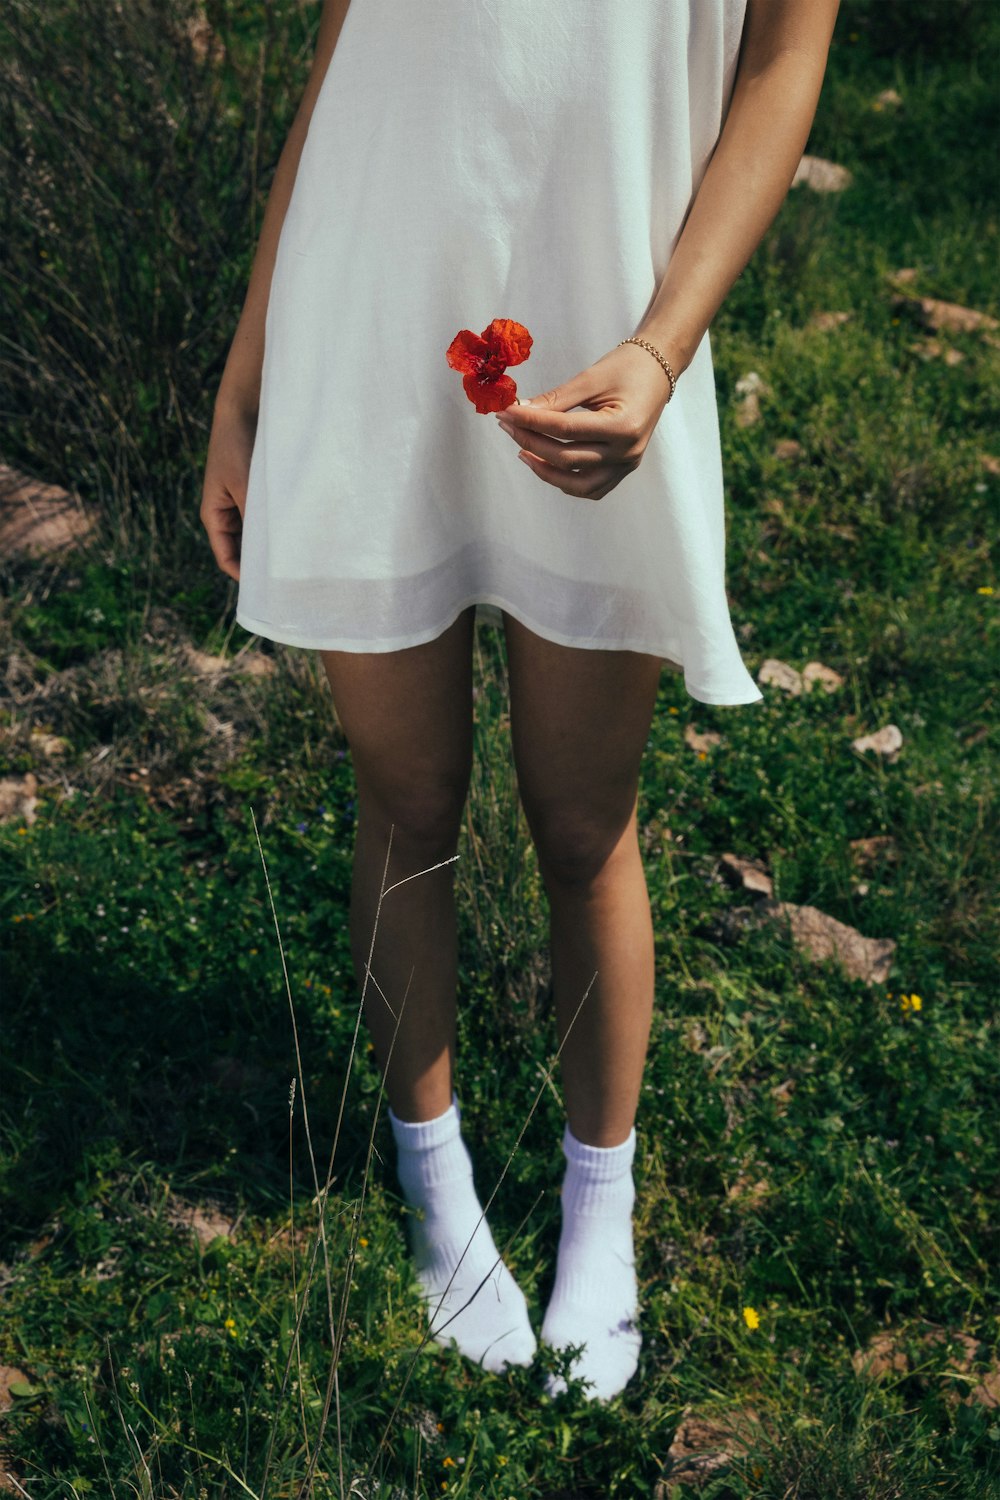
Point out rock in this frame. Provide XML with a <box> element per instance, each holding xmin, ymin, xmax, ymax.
<box><xmin>849</xmin><ymin>835</ymin><xmax>898</xmax><ymax>868</ymax></box>
<box><xmin>0</xmin><ymin>772</ymin><xmax>38</xmax><ymax>825</ymax></box>
<box><xmin>851</xmin><ymin>724</ymin><xmax>903</xmax><ymax>761</ymax></box>
<box><xmin>921</xmin><ymin>1328</ymin><xmax>980</xmax><ymax>1375</ymax></box>
<box><xmin>183</xmin><ymin>645</ymin><xmax>228</xmax><ymax>677</ymax></box>
<box><xmin>718</xmin><ymin>853</ymin><xmax>773</xmax><ymax>898</ymax></box>
<box><xmin>164</xmin><ymin>1196</ymin><xmax>239</xmax><ymax>1249</ymax></box>
<box><xmin>791</xmin><ymin>154</ymin><xmax>853</xmax><ymax>193</ymax></box>
<box><xmin>0</xmin><ymin>1366</ymin><xmax>34</xmax><ymax>1412</ymax></box>
<box><xmin>802</xmin><ymin>661</ymin><xmax>844</xmax><ymax>693</ymax></box>
<box><xmin>237</xmin><ymin>653</ymin><xmax>276</xmax><ymax>678</ymax></box>
<box><xmin>757</xmin><ymin>658</ymin><xmax>803</xmax><ymax>695</ymax></box>
<box><xmin>764</xmin><ymin>900</ymin><xmax>896</xmax><ymax>984</ymax></box>
<box><xmin>182</xmin><ymin>643</ymin><xmax>276</xmax><ymax>679</ymax></box>
<box><xmin>658</xmin><ymin>1407</ymin><xmax>763</xmax><ymax>1490</ymax></box>
<box><xmin>810</xmin><ymin>311</ymin><xmax>853</xmax><ymax>332</ymax></box>
<box><xmin>893</xmin><ymin>293</ymin><xmax>999</xmax><ymax>336</ymax></box>
<box><xmin>684</xmin><ymin>724</ymin><xmax>724</xmax><ymax>753</ymax></box>
<box><xmin>967</xmin><ymin>1366</ymin><xmax>1000</xmax><ymax>1409</ymax></box>
<box><xmin>733</xmin><ymin>370</ymin><xmax>769</xmax><ymax>429</ymax></box>
<box><xmin>852</xmin><ymin>1330</ymin><xmax>909</xmax><ymax>1380</ymax></box>
<box><xmin>725</xmin><ymin>1174</ymin><xmax>771</xmax><ymax>1208</ymax></box>
<box><xmin>28</xmin><ymin>729</ymin><xmax>70</xmax><ymax>758</ymax></box>
<box><xmin>908</xmin><ymin>338</ymin><xmax>966</xmax><ymax>365</ymax></box>
<box><xmin>772</xmin><ymin>438</ymin><xmax>805</xmax><ymax>460</ymax></box>
<box><xmin>0</xmin><ymin>463</ymin><xmax>96</xmax><ymax>558</ymax></box>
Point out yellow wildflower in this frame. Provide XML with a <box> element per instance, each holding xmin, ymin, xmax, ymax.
<box><xmin>977</xmin><ymin>585</ymin><xmax>994</xmax><ymax>595</ymax></box>
<box><xmin>359</xmin><ymin>1237</ymin><xmax>368</xmax><ymax>1248</ymax></box>
<box><xmin>743</xmin><ymin>1306</ymin><xmax>760</xmax><ymax>1330</ymax></box>
<box><xmin>900</xmin><ymin>992</ymin><xmax>923</xmax><ymax>1012</ymax></box>
<box><xmin>224</xmin><ymin>1317</ymin><xmax>237</xmax><ymax>1337</ymax></box>
<box><xmin>442</xmin><ymin>1456</ymin><xmax>456</xmax><ymax>1468</ymax></box>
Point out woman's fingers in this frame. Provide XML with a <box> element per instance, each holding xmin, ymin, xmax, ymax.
<box><xmin>514</xmin><ymin>450</ymin><xmax>624</xmax><ymax>502</ymax></box>
<box><xmin>498</xmin><ymin>418</ymin><xmax>608</xmax><ymax>472</ymax></box>
<box><xmin>200</xmin><ymin>403</ymin><xmax>257</xmax><ymax>580</ymax></box>
<box><xmin>497</xmin><ymin>416</ymin><xmax>638</xmax><ymax>501</ymax></box>
<box><xmin>494</xmin><ymin>342</ymin><xmax>670</xmax><ymax>500</ymax></box>
<box><xmin>201</xmin><ymin>491</ymin><xmax>243</xmax><ymax>580</ymax></box>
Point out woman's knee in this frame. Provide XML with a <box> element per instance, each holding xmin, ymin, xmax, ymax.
<box><xmin>527</xmin><ymin>800</ymin><xmax>637</xmax><ymax>889</ymax></box>
<box><xmin>356</xmin><ymin>769</ymin><xmax>469</xmax><ymax>858</ymax></box>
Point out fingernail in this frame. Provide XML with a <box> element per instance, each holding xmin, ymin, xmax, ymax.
<box><xmin>517</xmin><ymin>451</ymin><xmax>531</xmax><ymax>465</ymax></box>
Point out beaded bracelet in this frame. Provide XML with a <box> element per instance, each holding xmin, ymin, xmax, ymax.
<box><xmin>617</xmin><ymin>336</ymin><xmax>677</xmax><ymax>404</ymax></box>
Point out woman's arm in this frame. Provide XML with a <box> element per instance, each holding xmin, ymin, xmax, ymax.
<box><xmin>495</xmin><ymin>0</ymin><xmax>843</xmax><ymax>502</ymax></box>
<box><xmin>635</xmin><ymin>0</ymin><xmax>842</xmax><ymax>376</ymax></box>
<box><xmin>214</xmin><ymin>0</ymin><xmax>352</xmax><ymax>418</ymax></box>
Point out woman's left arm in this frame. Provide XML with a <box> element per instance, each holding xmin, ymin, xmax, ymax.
<box><xmin>635</xmin><ymin>0</ymin><xmax>843</xmax><ymax>376</ymax></box>
<box><xmin>498</xmin><ymin>0</ymin><xmax>842</xmax><ymax>502</ymax></box>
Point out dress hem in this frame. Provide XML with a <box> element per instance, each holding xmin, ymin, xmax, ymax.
<box><xmin>235</xmin><ymin>599</ymin><xmax>766</xmax><ymax>708</ymax></box>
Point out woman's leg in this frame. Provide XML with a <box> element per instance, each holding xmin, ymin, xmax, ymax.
<box><xmin>319</xmin><ymin>606</ymin><xmax>477</xmax><ymax>1125</ymax></box>
<box><xmin>502</xmin><ymin>611</ymin><xmax>662</xmax><ymax>1401</ymax></box>
<box><xmin>502</xmin><ymin>613</ymin><xmax>663</xmax><ymax>1149</ymax></box>
<box><xmin>320</xmin><ymin>606</ymin><xmax>537</xmax><ymax>1372</ymax></box>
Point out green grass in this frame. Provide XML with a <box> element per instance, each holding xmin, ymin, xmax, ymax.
<box><xmin>1</xmin><ymin>1</ymin><xmax>999</xmax><ymax>1495</ymax></box>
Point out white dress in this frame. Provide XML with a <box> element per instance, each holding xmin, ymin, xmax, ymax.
<box><xmin>236</xmin><ymin>0</ymin><xmax>764</xmax><ymax>707</ymax></box>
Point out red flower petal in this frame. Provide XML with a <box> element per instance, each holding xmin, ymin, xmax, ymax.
<box><xmin>462</xmin><ymin>370</ymin><xmax>518</xmax><ymax>414</ymax></box>
<box><xmin>446</xmin><ymin>328</ymin><xmax>491</xmax><ymax>374</ymax></box>
<box><xmin>484</xmin><ymin>318</ymin><xmax>532</xmax><ymax>367</ymax></box>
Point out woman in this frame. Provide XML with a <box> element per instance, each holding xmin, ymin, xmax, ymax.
<box><xmin>201</xmin><ymin>0</ymin><xmax>841</xmax><ymax>1403</ymax></box>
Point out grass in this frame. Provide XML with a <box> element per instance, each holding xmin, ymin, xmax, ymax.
<box><xmin>1</xmin><ymin>0</ymin><xmax>999</xmax><ymax>1495</ymax></box>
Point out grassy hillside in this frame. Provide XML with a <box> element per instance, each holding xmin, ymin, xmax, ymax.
<box><xmin>1</xmin><ymin>1</ymin><xmax>997</xmax><ymax>1495</ymax></box>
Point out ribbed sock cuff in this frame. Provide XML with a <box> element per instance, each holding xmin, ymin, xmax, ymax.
<box><xmin>562</xmin><ymin>1122</ymin><xmax>636</xmax><ymax>1182</ymax></box>
<box><xmin>388</xmin><ymin>1091</ymin><xmax>462</xmax><ymax>1152</ymax></box>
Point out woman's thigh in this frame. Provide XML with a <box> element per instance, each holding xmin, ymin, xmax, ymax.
<box><xmin>501</xmin><ymin>612</ymin><xmax>663</xmax><ymax>880</ymax></box>
<box><xmin>318</xmin><ymin>605</ymin><xmax>478</xmax><ymax>846</ymax></box>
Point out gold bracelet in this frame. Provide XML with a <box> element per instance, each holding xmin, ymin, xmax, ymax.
<box><xmin>617</xmin><ymin>337</ymin><xmax>677</xmax><ymax>403</ymax></box>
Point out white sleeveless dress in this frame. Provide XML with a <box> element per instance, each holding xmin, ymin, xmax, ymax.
<box><xmin>236</xmin><ymin>0</ymin><xmax>763</xmax><ymax>706</ymax></box>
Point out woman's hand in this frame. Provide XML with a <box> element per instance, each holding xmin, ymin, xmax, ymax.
<box><xmin>199</xmin><ymin>398</ymin><xmax>258</xmax><ymax>581</ymax></box>
<box><xmin>493</xmin><ymin>340</ymin><xmax>676</xmax><ymax>501</ymax></box>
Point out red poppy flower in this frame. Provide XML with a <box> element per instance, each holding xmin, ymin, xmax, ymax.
<box><xmin>446</xmin><ymin>317</ymin><xmax>533</xmax><ymax>414</ymax></box>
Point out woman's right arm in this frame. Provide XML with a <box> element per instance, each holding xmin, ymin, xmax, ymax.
<box><xmin>202</xmin><ymin>0</ymin><xmax>351</xmax><ymax>581</ymax></box>
<box><xmin>214</xmin><ymin>0</ymin><xmax>352</xmax><ymax>420</ymax></box>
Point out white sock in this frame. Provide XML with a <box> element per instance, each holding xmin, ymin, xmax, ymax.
<box><xmin>387</xmin><ymin>1092</ymin><xmax>537</xmax><ymax>1373</ymax></box>
<box><xmin>540</xmin><ymin>1121</ymin><xmax>642</xmax><ymax>1402</ymax></box>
